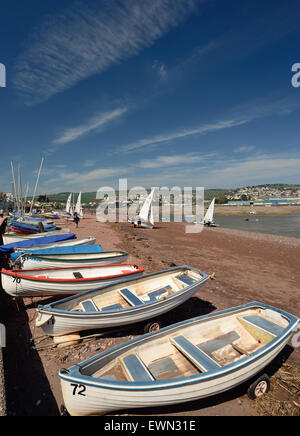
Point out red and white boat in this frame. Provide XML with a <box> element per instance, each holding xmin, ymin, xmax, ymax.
<box><xmin>1</xmin><ymin>264</ymin><xmax>144</xmax><ymax>297</ymax></box>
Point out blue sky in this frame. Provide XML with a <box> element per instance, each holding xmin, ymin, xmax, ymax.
<box><xmin>0</xmin><ymin>0</ymin><xmax>300</xmax><ymax>194</ymax></box>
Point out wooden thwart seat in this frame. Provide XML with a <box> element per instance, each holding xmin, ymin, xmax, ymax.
<box><xmin>147</xmin><ymin>285</ymin><xmax>172</xmax><ymax>301</ymax></box>
<box><xmin>80</xmin><ymin>299</ymin><xmax>98</xmax><ymax>312</ymax></box>
<box><xmin>176</xmin><ymin>274</ymin><xmax>197</xmax><ymax>286</ymax></box>
<box><xmin>121</xmin><ymin>354</ymin><xmax>154</xmax><ymax>382</ymax></box>
<box><xmin>199</xmin><ymin>331</ymin><xmax>240</xmax><ymax>356</ymax></box>
<box><xmin>171</xmin><ymin>335</ymin><xmax>221</xmax><ymax>372</ymax></box>
<box><xmin>119</xmin><ymin>288</ymin><xmax>144</xmax><ymax>307</ymax></box>
<box><xmin>241</xmin><ymin>315</ymin><xmax>284</xmax><ymax>337</ymax></box>
<box><xmin>101</xmin><ymin>303</ymin><xmax>123</xmax><ymax>312</ymax></box>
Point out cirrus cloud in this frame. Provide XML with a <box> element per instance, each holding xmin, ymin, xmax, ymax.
<box><xmin>13</xmin><ymin>0</ymin><xmax>199</xmax><ymax>105</ymax></box>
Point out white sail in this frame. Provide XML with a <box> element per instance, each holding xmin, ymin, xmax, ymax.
<box><xmin>139</xmin><ymin>188</ymin><xmax>155</xmax><ymax>223</ymax></box>
<box><xmin>66</xmin><ymin>194</ymin><xmax>72</xmax><ymax>214</ymax></box>
<box><xmin>204</xmin><ymin>198</ymin><xmax>215</xmax><ymax>223</ymax></box>
<box><xmin>75</xmin><ymin>192</ymin><xmax>83</xmax><ymax>218</ymax></box>
<box><xmin>149</xmin><ymin>205</ymin><xmax>154</xmax><ymax>226</ymax></box>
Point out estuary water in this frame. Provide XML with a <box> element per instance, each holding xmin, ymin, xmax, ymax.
<box><xmin>215</xmin><ymin>215</ymin><xmax>300</xmax><ymax>239</ymax></box>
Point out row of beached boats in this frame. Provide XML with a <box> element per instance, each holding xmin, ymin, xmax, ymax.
<box><xmin>0</xmin><ymin>213</ymin><xmax>298</xmax><ymax>416</ymax></box>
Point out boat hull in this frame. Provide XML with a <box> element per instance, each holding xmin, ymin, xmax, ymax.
<box><xmin>60</xmin><ymin>334</ymin><xmax>291</xmax><ymax>416</ymax></box>
<box><xmin>14</xmin><ymin>236</ymin><xmax>96</xmax><ymax>253</ymax></box>
<box><xmin>58</xmin><ymin>302</ymin><xmax>298</xmax><ymax>416</ymax></box>
<box><xmin>18</xmin><ymin>252</ymin><xmax>128</xmax><ymax>270</ymax></box>
<box><xmin>2</xmin><ymin>229</ymin><xmax>70</xmax><ymax>245</ymax></box>
<box><xmin>1</xmin><ymin>264</ymin><xmax>143</xmax><ymax>297</ymax></box>
<box><xmin>36</xmin><ymin>267</ymin><xmax>209</xmax><ymax>336</ymax></box>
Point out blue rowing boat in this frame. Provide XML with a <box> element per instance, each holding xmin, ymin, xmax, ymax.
<box><xmin>0</xmin><ymin>233</ymin><xmax>76</xmax><ymax>254</ymax></box>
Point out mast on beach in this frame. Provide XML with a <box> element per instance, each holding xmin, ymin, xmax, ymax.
<box><xmin>11</xmin><ymin>160</ymin><xmax>19</xmax><ymax>213</ymax></box>
<box><xmin>30</xmin><ymin>157</ymin><xmax>45</xmax><ymax>215</ymax></box>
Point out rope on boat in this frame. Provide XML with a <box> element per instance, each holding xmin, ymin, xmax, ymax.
<box><xmin>31</xmin><ymin>332</ymin><xmax>105</xmax><ymax>351</ymax></box>
<box><xmin>11</xmin><ymin>252</ymin><xmax>29</xmax><ymax>268</ymax></box>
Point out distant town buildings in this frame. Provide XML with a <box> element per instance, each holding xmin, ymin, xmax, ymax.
<box><xmin>226</xmin><ymin>185</ymin><xmax>300</xmax><ymax>205</ymax></box>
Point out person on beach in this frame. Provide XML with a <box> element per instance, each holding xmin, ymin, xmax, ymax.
<box><xmin>0</xmin><ymin>217</ymin><xmax>8</xmax><ymax>235</ymax></box>
<box><xmin>73</xmin><ymin>211</ymin><xmax>80</xmax><ymax>228</ymax></box>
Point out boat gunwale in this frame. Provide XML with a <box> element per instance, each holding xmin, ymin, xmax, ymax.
<box><xmin>58</xmin><ymin>302</ymin><xmax>299</xmax><ymax>391</ymax></box>
<box><xmin>13</xmin><ymin>236</ymin><xmax>96</xmax><ymax>252</ymax></box>
<box><xmin>23</xmin><ymin>250</ymin><xmax>129</xmax><ymax>263</ymax></box>
<box><xmin>1</xmin><ymin>263</ymin><xmax>144</xmax><ymax>283</ymax></box>
<box><xmin>36</xmin><ymin>266</ymin><xmax>209</xmax><ymax>316</ymax></box>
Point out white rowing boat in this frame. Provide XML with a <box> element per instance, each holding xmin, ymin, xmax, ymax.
<box><xmin>36</xmin><ymin>266</ymin><xmax>209</xmax><ymax>336</ymax></box>
<box><xmin>58</xmin><ymin>302</ymin><xmax>299</xmax><ymax>416</ymax></box>
<box><xmin>14</xmin><ymin>236</ymin><xmax>96</xmax><ymax>253</ymax></box>
<box><xmin>2</xmin><ymin>229</ymin><xmax>71</xmax><ymax>245</ymax></box>
<box><xmin>1</xmin><ymin>263</ymin><xmax>144</xmax><ymax>297</ymax></box>
<box><xmin>15</xmin><ymin>250</ymin><xmax>129</xmax><ymax>270</ymax></box>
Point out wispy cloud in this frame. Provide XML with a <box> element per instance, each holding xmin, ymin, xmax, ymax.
<box><xmin>138</xmin><ymin>152</ymin><xmax>209</xmax><ymax>168</ymax></box>
<box><xmin>119</xmin><ymin>119</ymin><xmax>248</xmax><ymax>152</ymax></box>
<box><xmin>123</xmin><ymin>153</ymin><xmax>300</xmax><ymax>188</ymax></box>
<box><xmin>83</xmin><ymin>160</ymin><xmax>96</xmax><ymax>168</ymax></box>
<box><xmin>13</xmin><ymin>0</ymin><xmax>198</xmax><ymax>104</ymax></box>
<box><xmin>45</xmin><ymin>166</ymin><xmax>129</xmax><ymax>192</ymax></box>
<box><xmin>203</xmin><ymin>155</ymin><xmax>300</xmax><ymax>187</ymax></box>
<box><xmin>234</xmin><ymin>145</ymin><xmax>255</xmax><ymax>153</ymax></box>
<box><xmin>53</xmin><ymin>107</ymin><xmax>128</xmax><ymax>145</ymax></box>
<box><xmin>152</xmin><ymin>60</ymin><xmax>168</xmax><ymax>80</ymax></box>
<box><xmin>117</xmin><ymin>95</ymin><xmax>300</xmax><ymax>154</ymax></box>
<box><xmin>38</xmin><ymin>150</ymin><xmax>300</xmax><ymax>193</ymax></box>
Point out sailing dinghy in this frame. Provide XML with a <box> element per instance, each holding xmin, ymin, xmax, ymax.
<box><xmin>133</xmin><ymin>188</ymin><xmax>155</xmax><ymax>229</ymax></box>
<box><xmin>58</xmin><ymin>302</ymin><xmax>298</xmax><ymax>416</ymax></box>
<box><xmin>75</xmin><ymin>192</ymin><xmax>84</xmax><ymax>219</ymax></box>
<box><xmin>36</xmin><ymin>266</ymin><xmax>209</xmax><ymax>336</ymax></box>
<box><xmin>1</xmin><ymin>263</ymin><xmax>144</xmax><ymax>297</ymax></box>
<box><xmin>58</xmin><ymin>194</ymin><xmax>73</xmax><ymax>218</ymax></box>
<box><xmin>194</xmin><ymin>198</ymin><xmax>219</xmax><ymax>227</ymax></box>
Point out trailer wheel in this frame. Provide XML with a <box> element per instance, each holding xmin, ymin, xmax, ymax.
<box><xmin>248</xmin><ymin>374</ymin><xmax>270</xmax><ymax>399</ymax></box>
<box><xmin>144</xmin><ymin>320</ymin><xmax>162</xmax><ymax>334</ymax></box>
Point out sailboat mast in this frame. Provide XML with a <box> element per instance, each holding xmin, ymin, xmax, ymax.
<box><xmin>11</xmin><ymin>160</ymin><xmax>19</xmax><ymax>213</ymax></box>
<box><xmin>30</xmin><ymin>157</ymin><xmax>45</xmax><ymax>214</ymax></box>
<box><xmin>24</xmin><ymin>183</ymin><xmax>29</xmax><ymax>208</ymax></box>
<box><xmin>18</xmin><ymin>163</ymin><xmax>24</xmax><ymax>216</ymax></box>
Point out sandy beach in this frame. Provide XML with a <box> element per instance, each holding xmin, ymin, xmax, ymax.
<box><xmin>1</xmin><ymin>214</ymin><xmax>300</xmax><ymax>416</ymax></box>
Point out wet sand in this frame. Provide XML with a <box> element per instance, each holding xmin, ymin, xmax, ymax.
<box><xmin>214</xmin><ymin>205</ymin><xmax>300</xmax><ymax>216</ymax></box>
<box><xmin>1</xmin><ymin>214</ymin><xmax>300</xmax><ymax>416</ymax></box>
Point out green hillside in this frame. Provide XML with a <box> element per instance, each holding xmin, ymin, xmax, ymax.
<box><xmin>40</xmin><ymin>189</ymin><xmax>229</xmax><ymax>205</ymax></box>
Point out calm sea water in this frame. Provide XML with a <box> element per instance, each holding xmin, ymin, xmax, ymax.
<box><xmin>215</xmin><ymin>215</ymin><xmax>300</xmax><ymax>239</ymax></box>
